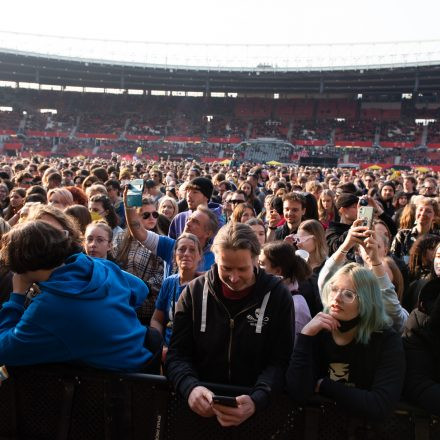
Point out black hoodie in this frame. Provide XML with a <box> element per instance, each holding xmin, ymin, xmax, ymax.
<box><xmin>165</xmin><ymin>264</ymin><xmax>293</xmax><ymax>411</ymax></box>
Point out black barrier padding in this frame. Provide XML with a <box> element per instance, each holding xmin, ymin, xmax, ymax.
<box><xmin>0</xmin><ymin>377</ymin><xmax>15</xmax><ymax>440</ymax></box>
<box><xmin>0</xmin><ymin>365</ymin><xmax>439</xmax><ymax>440</ymax></box>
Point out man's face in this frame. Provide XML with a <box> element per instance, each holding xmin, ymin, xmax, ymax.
<box><xmin>218</xmin><ymin>183</ymin><xmax>227</xmax><ymax>197</ymax></box>
<box><xmin>215</xmin><ymin>248</ymin><xmax>256</xmax><ymax>292</ymax></box>
<box><xmin>187</xmin><ymin>188</ymin><xmax>207</xmax><ymax>210</ymax></box>
<box><xmin>283</xmin><ymin>200</ymin><xmax>305</xmax><ymax>229</ymax></box>
<box><xmin>423</xmin><ymin>181</ymin><xmax>437</xmax><ymax>197</ymax></box>
<box><xmin>150</xmin><ymin>171</ymin><xmax>161</xmax><ymax>185</ymax></box>
<box><xmin>381</xmin><ymin>185</ymin><xmax>394</xmax><ymax>201</ymax></box>
<box><xmin>403</xmin><ymin>178</ymin><xmax>414</xmax><ymax>192</ymax></box>
<box><xmin>341</xmin><ymin>203</ymin><xmax>358</xmax><ymax>223</ymax></box>
<box><xmin>363</xmin><ymin>176</ymin><xmax>375</xmax><ymax>189</ymax></box>
<box><xmin>187</xmin><ymin>170</ymin><xmax>198</xmax><ymax>181</ymax></box>
<box><xmin>329</xmin><ymin>179</ymin><xmax>339</xmax><ymax>191</ymax></box>
<box><xmin>184</xmin><ymin>210</ymin><xmax>211</xmax><ymax>244</ymax></box>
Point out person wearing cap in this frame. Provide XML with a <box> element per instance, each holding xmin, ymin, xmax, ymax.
<box><xmin>168</xmin><ymin>177</ymin><xmax>224</xmax><ymax>240</ymax></box>
<box><xmin>325</xmin><ymin>193</ymin><xmax>359</xmax><ymax>262</ymax></box>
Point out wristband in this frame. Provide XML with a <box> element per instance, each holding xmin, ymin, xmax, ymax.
<box><xmin>372</xmin><ymin>262</ymin><xmax>382</xmax><ymax>267</ymax></box>
<box><xmin>339</xmin><ymin>249</ymin><xmax>349</xmax><ymax>254</ymax></box>
<box><xmin>268</xmin><ymin>226</ymin><xmax>277</xmax><ymax>230</ymax></box>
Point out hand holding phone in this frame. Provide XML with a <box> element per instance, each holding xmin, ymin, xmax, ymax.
<box><xmin>212</xmin><ymin>394</ymin><xmax>238</xmax><ymax>408</ymax></box>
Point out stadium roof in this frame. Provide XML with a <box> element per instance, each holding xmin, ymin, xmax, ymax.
<box><xmin>1</xmin><ymin>46</ymin><xmax>440</xmax><ymax>94</ymax></box>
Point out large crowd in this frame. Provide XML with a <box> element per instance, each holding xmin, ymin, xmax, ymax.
<box><xmin>0</xmin><ymin>153</ymin><xmax>440</xmax><ymax>427</ymax></box>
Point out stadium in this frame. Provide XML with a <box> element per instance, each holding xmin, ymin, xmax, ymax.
<box><xmin>1</xmin><ymin>34</ymin><xmax>440</xmax><ymax>170</ymax></box>
<box><xmin>2</xmin><ymin>28</ymin><xmax>440</xmax><ymax>440</ymax></box>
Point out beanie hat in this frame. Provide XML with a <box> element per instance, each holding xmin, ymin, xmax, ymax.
<box><xmin>336</xmin><ymin>193</ymin><xmax>359</xmax><ymax>210</ymax></box>
<box><xmin>187</xmin><ymin>177</ymin><xmax>213</xmax><ymax>201</ymax></box>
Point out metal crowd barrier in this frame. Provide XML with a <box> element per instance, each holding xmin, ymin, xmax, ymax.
<box><xmin>0</xmin><ymin>364</ymin><xmax>438</xmax><ymax>440</ymax></box>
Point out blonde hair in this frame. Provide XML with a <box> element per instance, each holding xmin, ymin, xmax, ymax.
<box><xmin>48</xmin><ymin>188</ymin><xmax>74</xmax><ymax>208</ymax></box>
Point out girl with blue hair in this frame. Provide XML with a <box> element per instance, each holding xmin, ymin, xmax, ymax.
<box><xmin>286</xmin><ymin>221</ymin><xmax>405</xmax><ymax>421</ymax></box>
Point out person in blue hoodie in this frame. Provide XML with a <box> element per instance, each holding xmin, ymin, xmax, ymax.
<box><xmin>168</xmin><ymin>177</ymin><xmax>224</xmax><ymax>240</ymax></box>
<box><xmin>0</xmin><ymin>220</ymin><xmax>161</xmax><ymax>373</ymax></box>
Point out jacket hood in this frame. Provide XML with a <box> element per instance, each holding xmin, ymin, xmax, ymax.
<box><xmin>207</xmin><ymin>202</ymin><xmax>222</xmax><ymax>213</ymax></box>
<box><xmin>39</xmin><ymin>253</ymin><xmax>114</xmax><ymax>299</ymax></box>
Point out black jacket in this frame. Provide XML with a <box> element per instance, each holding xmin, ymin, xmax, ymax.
<box><xmin>275</xmin><ymin>222</ymin><xmax>296</xmax><ymax>241</ymax></box>
<box><xmin>165</xmin><ymin>265</ymin><xmax>293</xmax><ymax>411</ymax></box>
<box><xmin>287</xmin><ymin>329</ymin><xmax>405</xmax><ymax>421</ymax></box>
<box><xmin>325</xmin><ymin>221</ymin><xmax>355</xmax><ymax>261</ymax></box>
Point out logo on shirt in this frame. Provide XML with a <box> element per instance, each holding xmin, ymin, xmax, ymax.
<box><xmin>246</xmin><ymin>308</ymin><xmax>269</xmax><ymax>327</ymax></box>
<box><xmin>329</xmin><ymin>363</ymin><xmax>350</xmax><ymax>382</ymax></box>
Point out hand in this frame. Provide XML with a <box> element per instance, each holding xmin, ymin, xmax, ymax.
<box><xmin>12</xmin><ymin>273</ymin><xmax>34</xmax><ymax>295</ymax></box>
<box><xmin>360</xmin><ymin>195</ymin><xmax>383</xmax><ymax>216</ymax></box>
<box><xmin>284</xmin><ymin>234</ymin><xmax>296</xmax><ymax>246</ymax></box>
<box><xmin>341</xmin><ymin>219</ymin><xmax>368</xmax><ymax>251</ymax></box>
<box><xmin>361</xmin><ymin>230</ymin><xmax>380</xmax><ymax>265</ymax></box>
<box><xmin>314</xmin><ymin>378</ymin><xmax>324</xmax><ymax>393</ymax></box>
<box><xmin>268</xmin><ymin>210</ymin><xmax>280</xmax><ymax>228</ymax></box>
<box><xmin>301</xmin><ymin>312</ymin><xmax>340</xmax><ymax>336</ymax></box>
<box><xmin>188</xmin><ymin>386</ymin><xmax>215</xmax><ymax>418</ymax></box>
<box><xmin>212</xmin><ymin>395</ymin><xmax>255</xmax><ymax>427</ymax></box>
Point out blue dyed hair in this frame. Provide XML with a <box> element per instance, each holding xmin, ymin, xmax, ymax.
<box><xmin>322</xmin><ymin>263</ymin><xmax>392</xmax><ymax>344</ymax></box>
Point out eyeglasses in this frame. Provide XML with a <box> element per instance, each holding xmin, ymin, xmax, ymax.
<box><xmin>292</xmin><ymin>234</ymin><xmax>314</xmax><ymax>244</ymax></box>
<box><xmin>142</xmin><ymin>211</ymin><xmax>159</xmax><ymax>220</ymax></box>
<box><xmin>230</xmin><ymin>199</ymin><xmax>245</xmax><ymax>204</ymax></box>
<box><xmin>86</xmin><ymin>236</ymin><xmax>109</xmax><ymax>244</ymax></box>
<box><xmin>328</xmin><ymin>285</ymin><xmax>357</xmax><ymax>304</ymax></box>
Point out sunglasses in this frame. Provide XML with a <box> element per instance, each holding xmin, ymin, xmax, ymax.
<box><xmin>142</xmin><ymin>211</ymin><xmax>159</xmax><ymax>220</ymax></box>
<box><xmin>231</xmin><ymin>199</ymin><xmax>245</xmax><ymax>204</ymax></box>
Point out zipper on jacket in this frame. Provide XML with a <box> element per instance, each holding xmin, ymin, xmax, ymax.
<box><xmin>211</xmin><ymin>292</ymin><xmax>263</xmax><ymax>383</ymax></box>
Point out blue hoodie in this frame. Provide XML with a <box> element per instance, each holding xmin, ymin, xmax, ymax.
<box><xmin>0</xmin><ymin>253</ymin><xmax>152</xmax><ymax>372</ymax></box>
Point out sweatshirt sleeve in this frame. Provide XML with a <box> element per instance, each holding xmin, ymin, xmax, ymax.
<box><xmin>376</xmin><ymin>272</ymin><xmax>408</xmax><ymax>333</ymax></box>
<box><xmin>0</xmin><ymin>294</ymin><xmax>70</xmax><ymax>366</ymax></box>
<box><xmin>403</xmin><ymin>335</ymin><xmax>440</xmax><ymax>415</ymax></box>
<box><xmin>286</xmin><ymin>333</ymin><xmax>318</xmax><ymax>403</ymax></box>
<box><xmin>319</xmin><ymin>331</ymin><xmax>405</xmax><ymax>421</ymax></box>
<box><xmin>317</xmin><ymin>257</ymin><xmax>344</xmax><ymax>294</ymax></box>
<box><xmin>164</xmin><ymin>284</ymin><xmax>201</xmax><ymax>400</ymax></box>
<box><xmin>250</xmin><ymin>287</ymin><xmax>293</xmax><ymax>412</ymax></box>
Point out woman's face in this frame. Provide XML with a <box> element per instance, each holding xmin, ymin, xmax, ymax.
<box><xmin>398</xmin><ymin>196</ymin><xmax>408</xmax><ymax>207</ymax></box>
<box><xmin>89</xmin><ymin>201</ymin><xmax>107</xmax><ymax>221</ymax></box>
<box><xmin>49</xmin><ymin>193</ymin><xmax>67</xmax><ymax>210</ymax></box>
<box><xmin>84</xmin><ymin>225</ymin><xmax>111</xmax><ymax>259</ymax></box>
<box><xmin>240</xmin><ymin>207</ymin><xmax>255</xmax><ymax>223</ymax></box>
<box><xmin>251</xmin><ymin>224</ymin><xmax>266</xmax><ymax>247</ymax></box>
<box><xmin>140</xmin><ymin>204</ymin><xmax>158</xmax><ymax>230</ymax></box>
<box><xmin>175</xmin><ymin>238</ymin><xmax>201</xmax><ymax>273</ymax></box>
<box><xmin>295</xmin><ymin>228</ymin><xmax>316</xmax><ymax>254</ymax></box>
<box><xmin>258</xmin><ymin>251</ymin><xmax>281</xmax><ymax>277</ymax></box>
<box><xmin>416</xmin><ymin>203</ymin><xmax>435</xmax><ymax>228</ymax></box>
<box><xmin>10</xmin><ymin>191</ymin><xmax>24</xmax><ymax>208</ymax></box>
<box><xmin>321</xmin><ymin>195</ymin><xmax>333</xmax><ymax>211</ymax></box>
<box><xmin>327</xmin><ymin>274</ymin><xmax>359</xmax><ymax>321</ymax></box>
<box><xmin>434</xmin><ymin>246</ymin><xmax>440</xmax><ymax>277</ymax></box>
<box><xmin>159</xmin><ymin>200</ymin><xmax>176</xmax><ymax>220</ymax></box>
<box><xmin>241</xmin><ymin>183</ymin><xmax>252</xmax><ymax>197</ymax></box>
<box><xmin>0</xmin><ymin>186</ymin><xmax>8</xmax><ymax>201</ymax></box>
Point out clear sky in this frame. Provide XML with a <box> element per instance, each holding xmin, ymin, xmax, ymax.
<box><xmin>1</xmin><ymin>1</ymin><xmax>439</xmax><ymax>68</ymax></box>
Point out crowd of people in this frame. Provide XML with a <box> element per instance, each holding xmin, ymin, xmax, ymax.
<box><xmin>0</xmin><ymin>153</ymin><xmax>440</xmax><ymax>428</ymax></box>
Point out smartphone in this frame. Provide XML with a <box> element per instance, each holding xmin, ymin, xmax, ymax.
<box><xmin>212</xmin><ymin>395</ymin><xmax>238</xmax><ymax>408</ymax></box>
<box><xmin>358</xmin><ymin>206</ymin><xmax>374</xmax><ymax>229</ymax></box>
<box><xmin>126</xmin><ymin>179</ymin><xmax>144</xmax><ymax>208</ymax></box>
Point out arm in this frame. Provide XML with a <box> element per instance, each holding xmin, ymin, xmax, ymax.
<box><xmin>123</xmin><ymin>186</ymin><xmax>148</xmax><ymax>243</ymax></box>
<box><xmin>363</xmin><ymin>232</ymin><xmax>408</xmax><ymax>332</ymax></box>
<box><xmin>165</xmin><ymin>284</ymin><xmax>201</xmax><ymax>400</ymax></box>
<box><xmin>403</xmin><ymin>336</ymin><xmax>440</xmax><ymax>415</ymax></box>
<box><xmin>319</xmin><ymin>331</ymin><xmax>405</xmax><ymax>421</ymax></box>
<box><xmin>150</xmin><ymin>309</ymin><xmax>165</xmax><ymax>337</ymax></box>
<box><xmin>318</xmin><ymin>220</ymin><xmax>367</xmax><ymax>292</ymax></box>
<box><xmin>164</xmin><ymin>283</ymin><xmax>215</xmax><ymax>418</ymax></box>
<box><xmin>251</xmin><ymin>287</ymin><xmax>293</xmax><ymax>411</ymax></box>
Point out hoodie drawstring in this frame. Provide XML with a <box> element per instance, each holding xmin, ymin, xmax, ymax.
<box><xmin>256</xmin><ymin>291</ymin><xmax>271</xmax><ymax>334</ymax></box>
